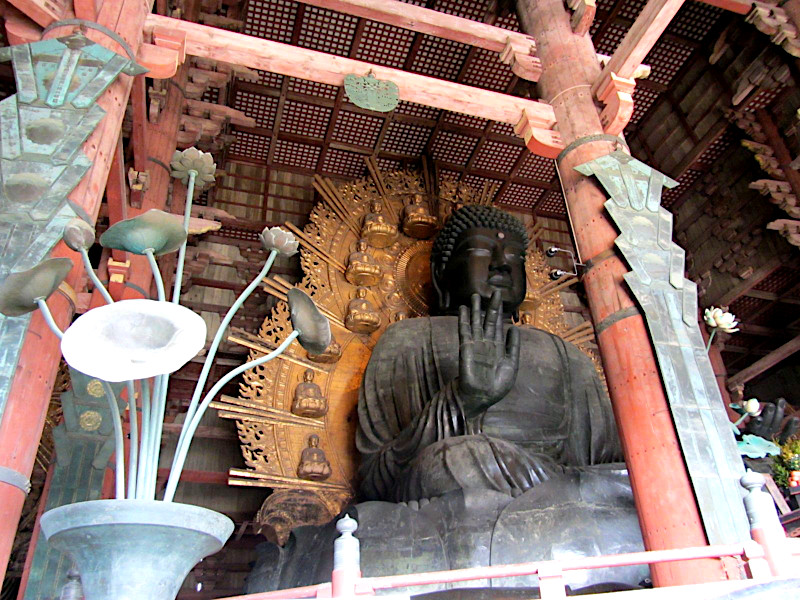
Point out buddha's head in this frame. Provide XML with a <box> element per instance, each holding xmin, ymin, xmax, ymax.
<box><xmin>411</xmin><ymin>193</ymin><xmax>424</xmax><ymax>205</ymax></box>
<box><xmin>356</xmin><ymin>239</ymin><xmax>368</xmax><ymax>252</ymax></box>
<box><xmin>431</xmin><ymin>205</ymin><xmax>528</xmax><ymax>316</ymax></box>
<box><xmin>371</xmin><ymin>202</ymin><xmax>383</xmax><ymax>213</ymax></box>
<box><xmin>308</xmin><ymin>434</ymin><xmax>320</xmax><ymax>448</ymax></box>
<box><xmin>355</xmin><ymin>287</ymin><xmax>368</xmax><ymax>299</ymax></box>
<box><xmin>303</xmin><ymin>368</ymin><xmax>315</xmax><ymax>382</ymax></box>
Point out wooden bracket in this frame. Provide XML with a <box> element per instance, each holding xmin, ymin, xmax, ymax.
<box><xmin>567</xmin><ymin>0</ymin><xmax>596</xmax><ymax>36</ymax></box>
<box><xmin>500</xmin><ymin>38</ymin><xmax>543</xmax><ymax>82</ymax></box>
<box><xmin>152</xmin><ymin>26</ymin><xmax>187</xmax><ymax>64</ymax></box>
<box><xmin>594</xmin><ymin>72</ymin><xmax>636</xmax><ymax>136</ymax></box>
<box><xmin>514</xmin><ymin>108</ymin><xmax>564</xmax><ymax>159</ymax></box>
<box><xmin>107</xmin><ymin>258</ymin><xmax>130</xmax><ymax>300</ymax></box>
<box><xmin>127</xmin><ymin>168</ymin><xmax>150</xmax><ymax>192</ymax></box>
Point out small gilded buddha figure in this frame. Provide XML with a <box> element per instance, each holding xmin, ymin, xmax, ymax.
<box><xmin>345</xmin><ymin>287</ymin><xmax>381</xmax><ymax>334</ymax></box>
<box><xmin>402</xmin><ymin>193</ymin><xmax>438</xmax><ymax>239</ymax></box>
<box><xmin>291</xmin><ymin>369</ymin><xmax>328</xmax><ymax>418</ymax></box>
<box><xmin>519</xmin><ymin>312</ymin><xmax>535</xmax><ymax>327</ymax></box>
<box><xmin>345</xmin><ymin>239</ymin><xmax>382</xmax><ymax>287</ymax></box>
<box><xmin>307</xmin><ymin>336</ymin><xmax>342</xmax><ymax>364</ymax></box>
<box><xmin>361</xmin><ymin>201</ymin><xmax>398</xmax><ymax>248</ymax></box>
<box><xmin>297</xmin><ymin>434</ymin><xmax>331</xmax><ymax>481</ymax></box>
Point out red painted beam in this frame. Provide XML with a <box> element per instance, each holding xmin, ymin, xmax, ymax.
<box><xmin>0</xmin><ymin>0</ymin><xmax>150</xmax><ymax>580</ymax></box>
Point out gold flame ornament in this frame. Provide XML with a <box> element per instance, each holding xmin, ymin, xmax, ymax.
<box><xmin>60</xmin><ymin>299</ymin><xmax>207</xmax><ymax>382</ymax></box>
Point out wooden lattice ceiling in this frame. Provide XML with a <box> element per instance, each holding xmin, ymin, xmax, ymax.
<box><xmin>216</xmin><ymin>0</ymin><xmax>730</xmax><ymax>218</ymax></box>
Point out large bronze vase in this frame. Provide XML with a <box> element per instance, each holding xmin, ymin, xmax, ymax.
<box><xmin>40</xmin><ymin>499</ymin><xmax>234</xmax><ymax>600</ymax></box>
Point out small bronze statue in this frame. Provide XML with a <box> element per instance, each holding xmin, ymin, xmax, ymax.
<box><xmin>402</xmin><ymin>193</ymin><xmax>437</xmax><ymax>239</ymax></box>
<box><xmin>345</xmin><ymin>239</ymin><xmax>382</xmax><ymax>287</ymax></box>
<box><xmin>291</xmin><ymin>369</ymin><xmax>328</xmax><ymax>418</ymax></box>
<box><xmin>344</xmin><ymin>287</ymin><xmax>380</xmax><ymax>334</ymax></box>
<box><xmin>360</xmin><ymin>202</ymin><xmax>397</xmax><ymax>248</ymax></box>
<box><xmin>306</xmin><ymin>336</ymin><xmax>342</xmax><ymax>364</ymax></box>
<box><xmin>297</xmin><ymin>434</ymin><xmax>331</xmax><ymax>481</ymax></box>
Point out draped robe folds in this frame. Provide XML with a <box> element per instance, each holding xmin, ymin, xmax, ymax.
<box><xmin>356</xmin><ymin>317</ymin><xmax>622</xmax><ymax>502</ymax></box>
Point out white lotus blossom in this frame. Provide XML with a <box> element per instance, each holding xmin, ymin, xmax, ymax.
<box><xmin>703</xmin><ymin>306</ymin><xmax>739</xmax><ymax>334</ymax></box>
<box><xmin>743</xmin><ymin>398</ymin><xmax>762</xmax><ymax>416</ymax></box>
<box><xmin>259</xmin><ymin>226</ymin><xmax>299</xmax><ymax>256</ymax></box>
<box><xmin>60</xmin><ymin>299</ymin><xmax>207</xmax><ymax>382</ymax></box>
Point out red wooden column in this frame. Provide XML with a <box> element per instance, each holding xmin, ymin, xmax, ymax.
<box><xmin>0</xmin><ymin>0</ymin><xmax>152</xmax><ymax>580</ymax></box>
<box><xmin>517</xmin><ymin>0</ymin><xmax>727</xmax><ymax>586</ymax></box>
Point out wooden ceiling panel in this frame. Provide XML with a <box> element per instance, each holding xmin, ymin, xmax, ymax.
<box><xmin>354</xmin><ymin>20</ymin><xmax>416</xmax><ymax>69</ymax></box>
<box><xmin>472</xmin><ymin>140</ymin><xmax>525</xmax><ymax>174</ymax></box>
<box><xmin>286</xmin><ymin>77</ymin><xmax>339</xmax><ymax>100</ymax></box>
<box><xmin>667</xmin><ymin>2</ymin><xmax>724</xmax><ymax>42</ymax></box>
<box><xmin>409</xmin><ymin>36</ymin><xmax>470</xmax><ymax>81</ymax></box>
<box><xmin>394</xmin><ymin>100</ymin><xmax>441</xmax><ymax>121</ymax></box>
<box><xmin>230</xmin><ymin>131</ymin><xmax>270</xmax><ymax>161</ymax></box>
<box><xmin>498</xmin><ymin>182</ymin><xmax>545</xmax><ymax>210</ymax></box>
<box><xmin>460</xmin><ymin>47</ymin><xmax>515</xmax><ymax>92</ymax></box>
<box><xmin>321</xmin><ymin>147</ymin><xmax>368</xmax><ymax>178</ymax></box>
<box><xmin>381</xmin><ymin>121</ymin><xmax>433</xmax><ymax>156</ymax></box>
<box><xmin>332</xmin><ymin>111</ymin><xmax>385</xmax><ymax>148</ymax></box>
<box><xmin>233</xmin><ymin>90</ymin><xmax>279</xmax><ymax>129</ymax></box>
<box><xmin>430</xmin><ymin>130</ymin><xmax>481</xmax><ymax>164</ymax></box>
<box><xmin>752</xmin><ymin>267</ymin><xmax>800</xmax><ymax>295</ymax></box>
<box><xmin>516</xmin><ymin>153</ymin><xmax>556</xmax><ymax>182</ymax></box>
<box><xmin>279</xmin><ymin>100</ymin><xmax>332</xmax><ymax>138</ymax></box>
<box><xmin>272</xmin><ymin>138</ymin><xmax>322</xmax><ymax>169</ymax></box>
<box><xmin>243</xmin><ymin>0</ymin><xmax>298</xmax><ymax>43</ymax></box>
<box><xmin>297</xmin><ymin>5</ymin><xmax>359</xmax><ymax>56</ymax></box>
<box><xmin>537</xmin><ymin>189</ymin><xmax>568</xmax><ymax>216</ymax></box>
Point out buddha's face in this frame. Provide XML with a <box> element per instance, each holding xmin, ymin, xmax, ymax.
<box><xmin>435</xmin><ymin>227</ymin><xmax>526</xmax><ymax>315</ymax></box>
<box><xmin>371</xmin><ymin>202</ymin><xmax>382</xmax><ymax>213</ymax></box>
<box><xmin>357</xmin><ymin>240</ymin><xmax>368</xmax><ymax>252</ymax></box>
<box><xmin>303</xmin><ymin>368</ymin><xmax>314</xmax><ymax>382</ymax></box>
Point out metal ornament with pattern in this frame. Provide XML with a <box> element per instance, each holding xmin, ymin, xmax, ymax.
<box><xmin>575</xmin><ymin>151</ymin><xmax>750</xmax><ymax>546</ymax></box>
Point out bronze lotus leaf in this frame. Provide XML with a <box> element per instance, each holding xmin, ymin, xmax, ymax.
<box><xmin>287</xmin><ymin>289</ymin><xmax>331</xmax><ymax>355</ymax></box>
<box><xmin>259</xmin><ymin>226</ymin><xmax>299</xmax><ymax>256</ymax></box>
<box><xmin>0</xmin><ymin>258</ymin><xmax>73</xmax><ymax>317</ymax></box>
<box><xmin>99</xmin><ymin>209</ymin><xmax>187</xmax><ymax>256</ymax></box>
<box><xmin>63</xmin><ymin>218</ymin><xmax>96</xmax><ymax>252</ymax></box>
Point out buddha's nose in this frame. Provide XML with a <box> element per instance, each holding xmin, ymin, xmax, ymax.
<box><xmin>491</xmin><ymin>245</ymin><xmax>511</xmax><ymax>272</ymax></box>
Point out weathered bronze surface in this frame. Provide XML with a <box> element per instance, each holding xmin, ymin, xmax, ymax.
<box><xmin>244</xmin><ymin>193</ymin><xmax>646</xmax><ymax>594</ymax></box>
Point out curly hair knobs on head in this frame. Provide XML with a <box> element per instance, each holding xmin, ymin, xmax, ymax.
<box><xmin>431</xmin><ymin>205</ymin><xmax>528</xmax><ymax>271</ymax></box>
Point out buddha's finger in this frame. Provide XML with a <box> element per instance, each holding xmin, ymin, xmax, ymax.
<box><xmin>506</xmin><ymin>324</ymin><xmax>520</xmax><ymax>365</ymax></box>
<box><xmin>484</xmin><ymin>290</ymin><xmax>501</xmax><ymax>340</ymax></box>
<box><xmin>471</xmin><ymin>293</ymin><xmax>482</xmax><ymax>339</ymax></box>
<box><xmin>459</xmin><ymin>305</ymin><xmax>472</xmax><ymax>342</ymax></box>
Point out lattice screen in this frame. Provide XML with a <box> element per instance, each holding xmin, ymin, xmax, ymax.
<box><xmin>430</xmin><ymin>131</ymin><xmax>480</xmax><ymax>164</ymax></box>
<box><xmin>298</xmin><ymin>5</ymin><xmax>358</xmax><ymax>56</ymax></box>
<box><xmin>517</xmin><ymin>153</ymin><xmax>556</xmax><ymax>183</ymax></box>
<box><xmin>499</xmin><ymin>183</ymin><xmax>545</xmax><ymax>210</ymax></box>
<box><xmin>355</xmin><ymin>21</ymin><xmax>416</xmax><ymax>69</ymax></box>
<box><xmin>272</xmin><ymin>138</ymin><xmax>322</xmax><ymax>169</ymax></box>
<box><xmin>280</xmin><ymin>100</ymin><xmax>332</xmax><ymax>138</ymax></box>
<box><xmin>472</xmin><ymin>141</ymin><xmax>524</xmax><ymax>173</ymax></box>
<box><xmin>753</xmin><ymin>267</ymin><xmax>800</xmax><ymax>295</ymax></box>
<box><xmin>321</xmin><ymin>148</ymin><xmax>367</xmax><ymax>178</ymax></box>
<box><xmin>410</xmin><ymin>36</ymin><xmax>470</xmax><ymax>81</ymax></box>
<box><xmin>332</xmin><ymin>111</ymin><xmax>384</xmax><ymax>149</ymax></box>
<box><xmin>234</xmin><ymin>90</ymin><xmax>279</xmax><ymax>128</ymax></box>
<box><xmin>381</xmin><ymin>121</ymin><xmax>433</xmax><ymax>156</ymax></box>
<box><xmin>662</xmin><ymin>168</ymin><xmax>702</xmax><ymax>209</ymax></box>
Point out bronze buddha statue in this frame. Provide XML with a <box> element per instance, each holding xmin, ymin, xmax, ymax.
<box><xmin>306</xmin><ymin>336</ymin><xmax>342</xmax><ymax>364</ymax></box>
<box><xmin>291</xmin><ymin>369</ymin><xmax>328</xmax><ymax>418</ymax></box>
<box><xmin>360</xmin><ymin>201</ymin><xmax>397</xmax><ymax>248</ymax></box>
<box><xmin>297</xmin><ymin>434</ymin><xmax>332</xmax><ymax>481</ymax></box>
<box><xmin>344</xmin><ymin>287</ymin><xmax>381</xmax><ymax>334</ymax></box>
<box><xmin>402</xmin><ymin>193</ymin><xmax>438</xmax><ymax>239</ymax></box>
<box><xmin>345</xmin><ymin>239</ymin><xmax>382</xmax><ymax>287</ymax></box>
<box><xmin>248</xmin><ymin>206</ymin><xmax>645</xmax><ymax>595</ymax></box>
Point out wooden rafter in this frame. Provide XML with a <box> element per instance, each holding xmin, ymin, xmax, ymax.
<box><xmin>145</xmin><ymin>15</ymin><xmax>557</xmax><ymax>131</ymax></box>
<box><xmin>594</xmin><ymin>0</ymin><xmax>687</xmax><ymax>87</ymax></box>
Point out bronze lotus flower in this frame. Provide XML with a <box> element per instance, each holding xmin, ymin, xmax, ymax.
<box><xmin>170</xmin><ymin>148</ymin><xmax>217</xmax><ymax>188</ymax></box>
<box><xmin>99</xmin><ymin>209</ymin><xmax>187</xmax><ymax>256</ymax></box>
<box><xmin>287</xmin><ymin>289</ymin><xmax>331</xmax><ymax>355</ymax></box>
<box><xmin>0</xmin><ymin>258</ymin><xmax>73</xmax><ymax>317</ymax></box>
<box><xmin>259</xmin><ymin>226</ymin><xmax>299</xmax><ymax>256</ymax></box>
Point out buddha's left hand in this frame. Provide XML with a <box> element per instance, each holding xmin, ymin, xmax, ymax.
<box><xmin>458</xmin><ymin>291</ymin><xmax>520</xmax><ymax>418</ymax></box>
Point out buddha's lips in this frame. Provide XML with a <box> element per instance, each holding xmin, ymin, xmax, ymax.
<box><xmin>488</xmin><ymin>274</ymin><xmax>511</xmax><ymax>288</ymax></box>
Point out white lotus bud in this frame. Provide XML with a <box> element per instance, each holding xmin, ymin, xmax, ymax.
<box><xmin>743</xmin><ymin>399</ymin><xmax>761</xmax><ymax>416</ymax></box>
<box><xmin>259</xmin><ymin>226</ymin><xmax>299</xmax><ymax>256</ymax></box>
<box><xmin>703</xmin><ymin>306</ymin><xmax>739</xmax><ymax>333</ymax></box>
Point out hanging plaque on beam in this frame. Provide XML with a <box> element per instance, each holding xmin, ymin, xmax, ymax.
<box><xmin>343</xmin><ymin>72</ymin><xmax>399</xmax><ymax>112</ymax></box>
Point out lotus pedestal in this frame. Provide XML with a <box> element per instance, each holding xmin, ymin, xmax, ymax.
<box><xmin>40</xmin><ymin>499</ymin><xmax>234</xmax><ymax>600</ymax></box>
